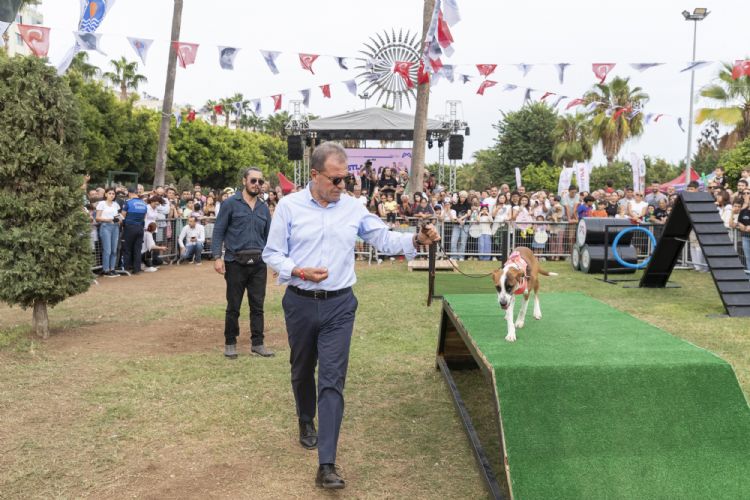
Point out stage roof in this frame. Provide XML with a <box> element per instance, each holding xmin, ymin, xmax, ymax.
<box><xmin>307</xmin><ymin>107</ymin><xmax>449</xmax><ymax>141</ymax></box>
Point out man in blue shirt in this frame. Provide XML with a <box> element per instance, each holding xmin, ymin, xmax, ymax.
<box><xmin>120</xmin><ymin>186</ymin><xmax>148</xmax><ymax>275</ymax></box>
<box><xmin>212</xmin><ymin>168</ymin><xmax>273</xmax><ymax>359</ymax></box>
<box><xmin>263</xmin><ymin>142</ymin><xmax>440</xmax><ymax>489</ymax></box>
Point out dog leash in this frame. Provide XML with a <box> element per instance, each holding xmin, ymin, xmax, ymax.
<box><xmin>434</xmin><ymin>241</ymin><xmax>495</xmax><ymax>279</ymax></box>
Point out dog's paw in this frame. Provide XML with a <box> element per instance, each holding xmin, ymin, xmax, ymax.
<box><xmin>505</xmin><ymin>333</ymin><xmax>516</xmax><ymax>342</ymax></box>
<box><xmin>514</xmin><ymin>320</ymin><xmax>525</xmax><ymax>329</ymax></box>
<box><xmin>534</xmin><ymin>313</ymin><xmax>542</xmax><ymax>320</ymax></box>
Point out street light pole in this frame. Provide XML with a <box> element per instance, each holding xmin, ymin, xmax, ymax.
<box><xmin>683</xmin><ymin>8</ymin><xmax>709</xmax><ymax>187</ymax></box>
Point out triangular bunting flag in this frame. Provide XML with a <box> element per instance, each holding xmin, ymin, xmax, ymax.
<box><xmin>677</xmin><ymin>117</ymin><xmax>685</xmax><ymax>132</ymax></box>
<box><xmin>344</xmin><ymin>79</ymin><xmax>357</xmax><ymax>96</ymax></box>
<box><xmin>334</xmin><ymin>56</ymin><xmax>349</xmax><ymax>70</ymax></box>
<box><xmin>440</xmin><ymin>65</ymin><xmax>455</xmax><ymax>83</ymax></box>
<box><xmin>427</xmin><ymin>39</ymin><xmax>443</xmax><ymax>61</ymax></box>
<box><xmin>611</xmin><ymin>107</ymin><xmax>630</xmax><ymax>121</ymax></box>
<box><xmin>429</xmin><ymin>57</ymin><xmax>443</xmax><ymax>73</ymax></box>
<box><xmin>127</xmin><ymin>37</ymin><xmax>153</xmax><ymax>65</ymax></box>
<box><xmin>476</xmin><ymin>80</ymin><xmax>497</xmax><ymax>96</ymax></box>
<box><xmin>565</xmin><ymin>98</ymin><xmax>585</xmax><ymax>110</ymax></box>
<box><xmin>250</xmin><ymin>99</ymin><xmax>261</xmax><ymax>115</ymax></box>
<box><xmin>300</xmin><ymin>89</ymin><xmax>310</xmax><ymax>107</ymax></box>
<box><xmin>320</xmin><ymin>84</ymin><xmax>331</xmax><ymax>98</ymax></box>
<box><xmin>213</xmin><ymin>104</ymin><xmax>223</xmax><ymax>115</ymax></box>
<box><xmin>436</xmin><ymin>11</ymin><xmax>454</xmax><ymax>53</ymax></box>
<box><xmin>502</xmin><ymin>83</ymin><xmax>517</xmax><ymax>91</ymax></box>
<box><xmin>680</xmin><ymin>61</ymin><xmax>712</xmax><ymax>73</ymax></box>
<box><xmin>187</xmin><ymin>109</ymin><xmax>196</xmax><ymax>122</ymax></box>
<box><xmin>260</xmin><ymin>50</ymin><xmax>281</xmax><ymax>74</ymax></box>
<box><xmin>654</xmin><ymin>114</ymin><xmax>664</xmax><ymax>122</ymax></box>
<box><xmin>17</xmin><ymin>24</ymin><xmax>50</xmax><ymax>57</ymax></box>
<box><xmin>555</xmin><ymin>63</ymin><xmax>570</xmax><ymax>84</ymax></box>
<box><xmin>459</xmin><ymin>74</ymin><xmax>472</xmax><ymax>84</ymax></box>
<box><xmin>584</xmin><ymin>102</ymin><xmax>600</xmax><ymax>113</ymax></box>
<box><xmin>393</xmin><ymin>61</ymin><xmax>414</xmax><ymax>88</ymax></box>
<box><xmin>74</xmin><ymin>31</ymin><xmax>106</xmax><ymax>55</ymax></box>
<box><xmin>551</xmin><ymin>95</ymin><xmax>566</xmax><ymax>108</ymax></box>
<box><xmin>173</xmin><ymin>41</ymin><xmax>199</xmax><ymax>68</ymax></box>
<box><xmin>517</xmin><ymin>63</ymin><xmax>533</xmax><ymax>77</ymax></box>
<box><xmin>442</xmin><ymin>0</ymin><xmax>461</xmax><ymax>25</ymax></box>
<box><xmin>476</xmin><ymin>64</ymin><xmax>497</xmax><ymax>78</ymax></box>
<box><xmin>540</xmin><ymin>91</ymin><xmax>556</xmax><ymax>101</ymax></box>
<box><xmin>628</xmin><ymin>109</ymin><xmax>641</xmax><ymax>120</ymax></box>
<box><xmin>732</xmin><ymin>60</ymin><xmax>750</xmax><ymax>80</ymax></box>
<box><xmin>271</xmin><ymin>94</ymin><xmax>282</xmax><ymax>112</ymax></box>
<box><xmin>218</xmin><ymin>46</ymin><xmax>240</xmax><ymax>70</ymax></box>
<box><xmin>524</xmin><ymin>88</ymin><xmax>533</xmax><ymax>101</ymax></box>
<box><xmin>592</xmin><ymin>63</ymin><xmax>615</xmax><ymax>83</ymax></box>
<box><xmin>299</xmin><ymin>53</ymin><xmax>319</xmax><ymax>74</ymax></box>
<box><xmin>630</xmin><ymin>62</ymin><xmax>663</xmax><ymax>72</ymax></box>
<box><xmin>644</xmin><ymin>113</ymin><xmax>654</xmax><ymax>124</ymax></box>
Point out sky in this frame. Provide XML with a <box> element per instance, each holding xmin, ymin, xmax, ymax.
<box><xmin>37</xmin><ymin>0</ymin><xmax>750</xmax><ymax>168</ymax></box>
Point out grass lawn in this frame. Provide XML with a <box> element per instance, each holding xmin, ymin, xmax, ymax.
<box><xmin>0</xmin><ymin>260</ymin><xmax>748</xmax><ymax>499</ymax></box>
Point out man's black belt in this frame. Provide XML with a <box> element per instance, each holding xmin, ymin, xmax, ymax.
<box><xmin>288</xmin><ymin>286</ymin><xmax>351</xmax><ymax>300</ymax></box>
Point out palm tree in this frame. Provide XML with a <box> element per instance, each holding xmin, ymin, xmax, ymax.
<box><xmin>553</xmin><ymin>113</ymin><xmax>593</xmax><ymax>167</ymax></box>
<box><xmin>203</xmin><ymin>99</ymin><xmax>219</xmax><ymax>125</ymax></box>
<box><xmin>218</xmin><ymin>96</ymin><xmax>236</xmax><ymax>127</ymax></box>
<box><xmin>264</xmin><ymin>111</ymin><xmax>292</xmax><ymax>139</ymax></box>
<box><xmin>240</xmin><ymin>113</ymin><xmax>266</xmax><ymax>132</ymax></box>
<box><xmin>696</xmin><ymin>61</ymin><xmax>750</xmax><ymax>142</ymax></box>
<box><xmin>583</xmin><ymin>76</ymin><xmax>649</xmax><ymax>164</ymax></box>
<box><xmin>67</xmin><ymin>51</ymin><xmax>100</xmax><ymax>81</ymax></box>
<box><xmin>103</xmin><ymin>56</ymin><xmax>147</xmax><ymax>101</ymax></box>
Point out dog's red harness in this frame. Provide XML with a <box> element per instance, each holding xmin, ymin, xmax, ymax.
<box><xmin>505</xmin><ymin>251</ymin><xmax>528</xmax><ymax>295</ymax></box>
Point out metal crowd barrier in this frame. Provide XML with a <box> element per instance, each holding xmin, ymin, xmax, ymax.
<box><xmin>89</xmin><ymin>215</ymin><xmax>750</xmax><ymax>273</ymax></box>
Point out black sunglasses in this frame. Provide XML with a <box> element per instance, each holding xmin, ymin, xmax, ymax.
<box><xmin>248</xmin><ymin>178</ymin><xmax>265</xmax><ymax>185</ymax></box>
<box><xmin>318</xmin><ymin>171</ymin><xmax>353</xmax><ymax>186</ymax></box>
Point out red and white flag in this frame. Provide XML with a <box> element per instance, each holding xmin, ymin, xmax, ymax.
<box><xmin>213</xmin><ymin>104</ymin><xmax>223</xmax><ymax>115</ymax></box>
<box><xmin>476</xmin><ymin>64</ymin><xmax>497</xmax><ymax>78</ymax></box>
<box><xmin>320</xmin><ymin>84</ymin><xmax>331</xmax><ymax>98</ymax></box>
<box><xmin>437</xmin><ymin>11</ymin><xmax>454</xmax><ymax>49</ymax></box>
<box><xmin>299</xmin><ymin>53</ymin><xmax>319</xmax><ymax>74</ymax></box>
<box><xmin>477</xmin><ymin>80</ymin><xmax>497</xmax><ymax>96</ymax></box>
<box><xmin>732</xmin><ymin>60</ymin><xmax>750</xmax><ymax>80</ymax></box>
<box><xmin>429</xmin><ymin>57</ymin><xmax>443</xmax><ymax>73</ymax></box>
<box><xmin>271</xmin><ymin>94</ymin><xmax>282</xmax><ymax>112</ymax></box>
<box><xmin>187</xmin><ymin>109</ymin><xmax>196</xmax><ymax>122</ymax></box>
<box><xmin>173</xmin><ymin>42</ymin><xmax>199</xmax><ymax>68</ymax></box>
<box><xmin>565</xmin><ymin>98</ymin><xmax>585</xmax><ymax>110</ymax></box>
<box><xmin>417</xmin><ymin>60</ymin><xmax>430</xmax><ymax>85</ymax></box>
<box><xmin>393</xmin><ymin>61</ymin><xmax>414</xmax><ymax>88</ymax></box>
<box><xmin>17</xmin><ymin>24</ymin><xmax>50</xmax><ymax>57</ymax></box>
<box><xmin>611</xmin><ymin>106</ymin><xmax>630</xmax><ymax>121</ymax></box>
<box><xmin>592</xmin><ymin>63</ymin><xmax>616</xmax><ymax>84</ymax></box>
<box><xmin>540</xmin><ymin>91</ymin><xmax>556</xmax><ymax>101</ymax></box>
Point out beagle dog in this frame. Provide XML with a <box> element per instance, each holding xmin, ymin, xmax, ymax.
<box><xmin>491</xmin><ymin>247</ymin><xmax>557</xmax><ymax>342</ymax></box>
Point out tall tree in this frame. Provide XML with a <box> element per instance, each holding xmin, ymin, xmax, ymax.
<box><xmin>154</xmin><ymin>0</ymin><xmax>183</xmax><ymax>188</ymax></box>
<box><xmin>491</xmin><ymin>102</ymin><xmax>558</xmax><ymax>184</ymax></box>
<box><xmin>0</xmin><ymin>55</ymin><xmax>91</xmax><ymax>338</ymax></box>
<box><xmin>264</xmin><ymin>111</ymin><xmax>291</xmax><ymax>139</ymax></box>
<box><xmin>409</xmin><ymin>0</ymin><xmax>435</xmax><ymax>195</ymax></box>
<box><xmin>696</xmin><ymin>61</ymin><xmax>750</xmax><ymax>142</ymax></box>
<box><xmin>552</xmin><ymin>113</ymin><xmax>593</xmax><ymax>167</ymax></box>
<box><xmin>583</xmin><ymin>76</ymin><xmax>649</xmax><ymax>164</ymax></box>
<box><xmin>103</xmin><ymin>56</ymin><xmax>147</xmax><ymax>101</ymax></box>
<box><xmin>203</xmin><ymin>99</ymin><xmax>219</xmax><ymax>125</ymax></box>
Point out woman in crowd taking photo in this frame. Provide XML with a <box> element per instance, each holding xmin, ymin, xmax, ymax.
<box><xmin>450</xmin><ymin>190</ymin><xmax>471</xmax><ymax>261</ymax></box>
<box><xmin>142</xmin><ymin>222</ymin><xmax>167</xmax><ymax>273</ymax></box>
<box><xmin>95</xmin><ymin>187</ymin><xmax>121</xmax><ymax>277</ymax></box>
<box><xmin>203</xmin><ymin>194</ymin><xmax>217</xmax><ymax>218</ymax></box>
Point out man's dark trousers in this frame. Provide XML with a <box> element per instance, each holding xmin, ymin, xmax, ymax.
<box><xmin>122</xmin><ymin>224</ymin><xmax>144</xmax><ymax>274</ymax></box>
<box><xmin>224</xmin><ymin>260</ymin><xmax>267</xmax><ymax>346</ymax></box>
<box><xmin>282</xmin><ymin>288</ymin><xmax>357</xmax><ymax>465</ymax></box>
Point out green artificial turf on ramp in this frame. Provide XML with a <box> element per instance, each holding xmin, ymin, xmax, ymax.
<box><xmin>443</xmin><ymin>292</ymin><xmax>750</xmax><ymax>500</ymax></box>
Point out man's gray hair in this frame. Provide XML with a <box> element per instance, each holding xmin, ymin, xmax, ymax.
<box><xmin>242</xmin><ymin>167</ymin><xmax>263</xmax><ymax>179</ymax></box>
<box><xmin>311</xmin><ymin>142</ymin><xmax>347</xmax><ymax>172</ymax></box>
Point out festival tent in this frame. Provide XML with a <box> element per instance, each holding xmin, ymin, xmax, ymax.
<box><xmin>307</xmin><ymin>107</ymin><xmax>448</xmax><ymax>142</ymax></box>
<box><xmin>659</xmin><ymin>168</ymin><xmax>702</xmax><ymax>192</ymax></box>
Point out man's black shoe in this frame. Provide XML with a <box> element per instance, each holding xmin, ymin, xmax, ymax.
<box><xmin>315</xmin><ymin>464</ymin><xmax>345</xmax><ymax>489</ymax></box>
<box><xmin>299</xmin><ymin>421</ymin><xmax>317</xmax><ymax>450</ymax></box>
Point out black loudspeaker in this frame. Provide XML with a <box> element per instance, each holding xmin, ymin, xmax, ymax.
<box><xmin>448</xmin><ymin>134</ymin><xmax>464</xmax><ymax>160</ymax></box>
<box><xmin>287</xmin><ymin>135</ymin><xmax>303</xmax><ymax>160</ymax></box>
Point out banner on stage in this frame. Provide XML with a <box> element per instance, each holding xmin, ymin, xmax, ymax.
<box><xmin>344</xmin><ymin>148</ymin><xmax>412</xmax><ymax>175</ymax></box>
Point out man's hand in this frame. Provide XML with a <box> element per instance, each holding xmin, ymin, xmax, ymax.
<box><xmin>214</xmin><ymin>258</ymin><xmax>225</xmax><ymax>275</ymax></box>
<box><xmin>296</xmin><ymin>267</ymin><xmax>328</xmax><ymax>283</ymax></box>
<box><xmin>417</xmin><ymin>223</ymin><xmax>441</xmax><ymax>245</ymax></box>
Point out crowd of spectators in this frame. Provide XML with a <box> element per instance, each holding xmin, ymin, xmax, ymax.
<box><xmin>83</xmin><ymin>163</ymin><xmax>750</xmax><ymax>274</ymax></box>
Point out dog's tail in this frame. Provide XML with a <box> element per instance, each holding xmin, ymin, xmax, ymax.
<box><xmin>538</xmin><ymin>268</ymin><xmax>558</xmax><ymax>277</ymax></box>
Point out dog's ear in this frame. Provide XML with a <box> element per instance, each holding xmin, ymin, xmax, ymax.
<box><xmin>505</xmin><ymin>268</ymin><xmax>520</xmax><ymax>286</ymax></box>
<box><xmin>491</xmin><ymin>269</ymin><xmax>501</xmax><ymax>283</ymax></box>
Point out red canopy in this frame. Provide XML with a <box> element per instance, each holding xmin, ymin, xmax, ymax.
<box><xmin>659</xmin><ymin>168</ymin><xmax>701</xmax><ymax>192</ymax></box>
<box><xmin>277</xmin><ymin>172</ymin><xmax>295</xmax><ymax>194</ymax></box>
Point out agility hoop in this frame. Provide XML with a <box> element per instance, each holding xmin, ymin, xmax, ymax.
<box><xmin>612</xmin><ymin>226</ymin><xmax>657</xmax><ymax>269</ymax></box>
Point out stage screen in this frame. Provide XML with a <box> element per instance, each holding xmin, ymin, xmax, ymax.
<box><xmin>345</xmin><ymin>148</ymin><xmax>412</xmax><ymax>175</ymax></box>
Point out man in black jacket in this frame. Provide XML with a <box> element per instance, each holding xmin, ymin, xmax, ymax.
<box><xmin>211</xmin><ymin>167</ymin><xmax>273</xmax><ymax>359</ymax></box>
